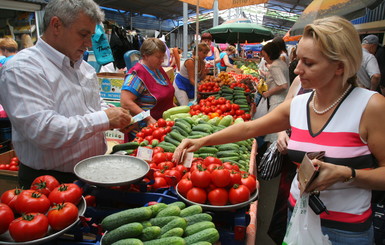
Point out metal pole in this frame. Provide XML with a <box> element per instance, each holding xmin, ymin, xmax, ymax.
<box><xmin>213</xmin><ymin>0</ymin><xmax>218</xmax><ymax>27</ymax></box>
<box><xmin>183</xmin><ymin>3</ymin><xmax>188</xmax><ymax>59</ymax></box>
<box><xmin>191</xmin><ymin>0</ymin><xmax>199</xmax><ymax>106</ymax></box>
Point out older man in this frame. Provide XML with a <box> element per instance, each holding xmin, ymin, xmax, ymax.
<box><xmin>357</xmin><ymin>34</ymin><xmax>381</xmax><ymax>91</ymax></box>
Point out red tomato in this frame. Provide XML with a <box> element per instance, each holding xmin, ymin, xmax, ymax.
<box><xmin>9</xmin><ymin>160</ymin><xmax>18</xmax><ymax>166</ymax></box>
<box><xmin>229</xmin><ymin>184</ymin><xmax>251</xmax><ymax>204</ymax></box>
<box><xmin>203</xmin><ymin>156</ymin><xmax>222</xmax><ymax>166</ymax></box>
<box><xmin>166</xmin><ymin>121</ymin><xmax>175</xmax><ymax>127</ymax></box>
<box><xmin>217</xmin><ymin>97</ymin><xmax>226</xmax><ymax>104</ymax></box>
<box><xmin>235</xmin><ymin>109</ymin><xmax>245</xmax><ymax>116</ymax></box>
<box><xmin>9</xmin><ymin>165</ymin><xmax>18</xmax><ymax>171</ymax></box>
<box><xmin>211</xmin><ymin>168</ymin><xmax>231</xmax><ymax>188</ymax></box>
<box><xmin>223</xmin><ymin>162</ymin><xmax>240</xmax><ymax>172</ymax></box>
<box><xmin>47</xmin><ymin>202</ymin><xmax>78</xmax><ymax>230</ymax></box>
<box><xmin>177</xmin><ymin>178</ymin><xmax>193</xmax><ymax>197</ymax></box>
<box><xmin>152</xmin><ymin>152</ymin><xmax>168</xmax><ymax>164</ymax></box>
<box><xmin>157</xmin><ymin>118</ymin><xmax>167</xmax><ymax>127</ymax></box>
<box><xmin>0</xmin><ymin>188</ymin><xmax>23</xmax><ymax>212</ymax></box>
<box><xmin>30</xmin><ymin>175</ymin><xmax>60</xmax><ymax>196</ymax></box>
<box><xmin>165</xmin><ymin>152</ymin><xmax>174</xmax><ymax>161</ymax></box>
<box><xmin>49</xmin><ymin>183</ymin><xmax>83</xmax><ymax>205</ymax></box>
<box><xmin>164</xmin><ymin>169</ymin><xmax>182</xmax><ymax>186</ymax></box>
<box><xmin>84</xmin><ymin>195</ymin><xmax>96</xmax><ymax>207</ymax></box>
<box><xmin>9</xmin><ymin>213</ymin><xmax>49</xmax><ymax>242</ymax></box>
<box><xmin>232</xmin><ymin>104</ymin><xmax>240</xmax><ymax>110</ymax></box>
<box><xmin>241</xmin><ymin>174</ymin><xmax>257</xmax><ymax>193</ymax></box>
<box><xmin>229</xmin><ymin>171</ymin><xmax>242</xmax><ymax>186</ymax></box>
<box><xmin>158</xmin><ymin>161</ymin><xmax>175</xmax><ymax>170</ymax></box>
<box><xmin>152</xmin><ymin>146</ymin><xmax>164</xmax><ymax>154</ymax></box>
<box><xmin>164</xmin><ymin>126</ymin><xmax>172</xmax><ymax>133</ymax></box>
<box><xmin>11</xmin><ymin>157</ymin><xmax>19</xmax><ymax>162</ymax></box>
<box><xmin>186</xmin><ymin>187</ymin><xmax>207</xmax><ymax>204</ymax></box>
<box><xmin>0</xmin><ymin>203</ymin><xmax>14</xmax><ymax>234</ymax></box>
<box><xmin>142</xmin><ymin>127</ymin><xmax>153</xmax><ymax>136</ymax></box>
<box><xmin>174</xmin><ymin>164</ymin><xmax>187</xmax><ymax>175</ymax></box>
<box><xmin>0</xmin><ymin>164</ymin><xmax>7</xmax><ymax>170</ymax></box>
<box><xmin>190</xmin><ymin>168</ymin><xmax>211</xmax><ymax>188</ymax></box>
<box><xmin>152</xmin><ymin>128</ymin><xmax>166</xmax><ymax>140</ymax></box>
<box><xmin>136</xmin><ymin>132</ymin><xmax>145</xmax><ymax>138</ymax></box>
<box><xmin>208</xmin><ymin>188</ymin><xmax>229</xmax><ymax>206</ymax></box>
<box><xmin>206</xmin><ymin>163</ymin><xmax>221</xmax><ymax>173</ymax></box>
<box><xmin>144</xmin><ymin>135</ymin><xmax>154</xmax><ymax>142</ymax></box>
<box><xmin>152</xmin><ymin>177</ymin><xmax>168</xmax><ymax>189</ymax></box>
<box><xmin>14</xmin><ymin>190</ymin><xmax>51</xmax><ymax>214</ymax></box>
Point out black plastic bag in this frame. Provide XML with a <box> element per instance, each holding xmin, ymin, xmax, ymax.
<box><xmin>258</xmin><ymin>141</ymin><xmax>283</xmax><ymax>180</ymax></box>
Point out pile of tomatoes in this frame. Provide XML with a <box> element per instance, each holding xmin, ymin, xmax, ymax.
<box><xmin>198</xmin><ymin>82</ymin><xmax>220</xmax><ymax>93</ymax></box>
<box><xmin>0</xmin><ymin>175</ymin><xmax>83</xmax><ymax>242</ymax></box>
<box><xmin>189</xmin><ymin>96</ymin><xmax>251</xmax><ymax>121</ymax></box>
<box><xmin>0</xmin><ymin>156</ymin><xmax>19</xmax><ymax>171</ymax></box>
<box><xmin>176</xmin><ymin>156</ymin><xmax>257</xmax><ymax>206</ymax></box>
<box><xmin>133</xmin><ymin>118</ymin><xmax>174</xmax><ymax>144</ymax></box>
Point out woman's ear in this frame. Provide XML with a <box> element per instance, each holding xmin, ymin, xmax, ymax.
<box><xmin>335</xmin><ymin>61</ymin><xmax>344</xmax><ymax>76</ymax></box>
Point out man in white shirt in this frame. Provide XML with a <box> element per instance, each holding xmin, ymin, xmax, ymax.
<box><xmin>0</xmin><ymin>0</ymin><xmax>132</xmax><ymax>187</ymax></box>
<box><xmin>357</xmin><ymin>34</ymin><xmax>381</xmax><ymax>91</ymax></box>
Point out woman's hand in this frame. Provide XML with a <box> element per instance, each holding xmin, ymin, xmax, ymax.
<box><xmin>276</xmin><ymin>131</ymin><xmax>289</xmax><ymax>154</ymax></box>
<box><xmin>145</xmin><ymin>116</ymin><xmax>157</xmax><ymax>125</ymax></box>
<box><xmin>172</xmin><ymin>138</ymin><xmax>204</xmax><ymax>163</ymax></box>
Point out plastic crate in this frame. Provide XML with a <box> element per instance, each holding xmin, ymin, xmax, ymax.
<box><xmin>0</xmin><ymin>139</ymin><xmax>11</xmax><ymax>154</ymax></box>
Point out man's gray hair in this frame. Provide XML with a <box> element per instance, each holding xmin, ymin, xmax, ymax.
<box><xmin>43</xmin><ymin>0</ymin><xmax>104</xmax><ymax>31</ymax></box>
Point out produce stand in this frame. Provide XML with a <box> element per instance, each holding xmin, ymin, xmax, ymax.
<box><xmin>0</xmin><ymin>150</ymin><xmax>18</xmax><ymax>194</ymax></box>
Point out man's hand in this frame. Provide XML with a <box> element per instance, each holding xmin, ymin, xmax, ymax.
<box><xmin>104</xmin><ymin>107</ymin><xmax>132</xmax><ymax>129</ymax></box>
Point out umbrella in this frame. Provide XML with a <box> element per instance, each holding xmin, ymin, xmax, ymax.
<box><xmin>179</xmin><ymin>0</ymin><xmax>268</xmax><ymax>10</ymax></box>
<box><xmin>204</xmin><ymin>22</ymin><xmax>274</xmax><ymax>44</ymax></box>
<box><xmin>290</xmin><ymin>0</ymin><xmax>383</xmax><ymax>36</ymax></box>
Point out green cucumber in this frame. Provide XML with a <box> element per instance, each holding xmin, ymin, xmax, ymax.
<box><xmin>219</xmin><ymin>156</ymin><xmax>240</xmax><ymax>162</ymax></box>
<box><xmin>172</xmin><ymin>126</ymin><xmax>189</xmax><ymax>137</ymax></box>
<box><xmin>189</xmin><ymin>131</ymin><xmax>210</xmax><ymax>136</ymax></box>
<box><xmin>156</xmin><ymin>205</ymin><xmax>181</xmax><ymax>218</ymax></box>
<box><xmin>188</xmin><ymin>242</ymin><xmax>211</xmax><ymax>245</ymax></box>
<box><xmin>196</xmin><ymin>147</ymin><xmax>218</xmax><ymax>154</ymax></box>
<box><xmin>179</xmin><ymin>117</ymin><xmax>195</xmax><ymax>126</ymax></box>
<box><xmin>143</xmin><ymin>237</ymin><xmax>185</xmax><ymax>245</ymax></box>
<box><xmin>150</xmin><ymin>216</ymin><xmax>180</xmax><ymax>227</ymax></box>
<box><xmin>139</xmin><ymin>226</ymin><xmax>161</xmax><ymax>241</ymax></box>
<box><xmin>102</xmin><ymin>222</ymin><xmax>143</xmax><ymax>245</ymax></box>
<box><xmin>160</xmin><ymin>227</ymin><xmax>184</xmax><ymax>238</ymax></box>
<box><xmin>101</xmin><ymin>207</ymin><xmax>152</xmax><ymax>231</ymax></box>
<box><xmin>112</xmin><ymin>142</ymin><xmax>139</xmax><ymax>153</ymax></box>
<box><xmin>164</xmin><ymin>135</ymin><xmax>181</xmax><ymax>146</ymax></box>
<box><xmin>180</xmin><ymin>205</ymin><xmax>202</xmax><ymax>217</ymax></box>
<box><xmin>160</xmin><ymin>217</ymin><xmax>187</xmax><ymax>235</ymax></box>
<box><xmin>196</xmin><ymin>153</ymin><xmax>216</xmax><ymax>158</ymax></box>
<box><xmin>148</xmin><ymin>203</ymin><xmax>168</xmax><ymax>217</ymax></box>
<box><xmin>184</xmin><ymin>221</ymin><xmax>216</xmax><ymax>236</ymax></box>
<box><xmin>184</xmin><ymin>213</ymin><xmax>213</xmax><ymax>225</ymax></box>
<box><xmin>140</xmin><ymin>140</ymin><xmax>149</xmax><ymax>146</ymax></box>
<box><xmin>217</xmin><ymin>143</ymin><xmax>240</xmax><ymax>151</ymax></box>
<box><xmin>184</xmin><ymin>228</ymin><xmax>220</xmax><ymax>245</ymax></box>
<box><xmin>141</xmin><ymin>220</ymin><xmax>152</xmax><ymax>228</ymax></box>
<box><xmin>168</xmin><ymin>201</ymin><xmax>186</xmax><ymax>210</ymax></box>
<box><xmin>188</xmin><ymin>135</ymin><xmax>206</xmax><ymax>139</ymax></box>
<box><xmin>111</xmin><ymin>238</ymin><xmax>143</xmax><ymax>245</ymax></box>
<box><xmin>192</xmin><ymin>124</ymin><xmax>213</xmax><ymax>133</ymax></box>
<box><xmin>169</xmin><ymin>130</ymin><xmax>186</xmax><ymax>142</ymax></box>
<box><xmin>216</xmin><ymin>151</ymin><xmax>239</xmax><ymax>158</ymax></box>
<box><xmin>175</xmin><ymin>121</ymin><xmax>192</xmax><ymax>133</ymax></box>
<box><xmin>157</xmin><ymin>142</ymin><xmax>176</xmax><ymax>152</ymax></box>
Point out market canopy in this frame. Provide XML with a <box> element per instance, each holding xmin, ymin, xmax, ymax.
<box><xmin>179</xmin><ymin>0</ymin><xmax>268</xmax><ymax>10</ymax></box>
<box><xmin>204</xmin><ymin>22</ymin><xmax>274</xmax><ymax>44</ymax></box>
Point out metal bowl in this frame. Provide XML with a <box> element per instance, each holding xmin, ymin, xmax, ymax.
<box><xmin>175</xmin><ymin>184</ymin><xmax>258</xmax><ymax>211</ymax></box>
<box><xmin>74</xmin><ymin>155</ymin><xmax>149</xmax><ymax>187</ymax></box>
<box><xmin>0</xmin><ymin>197</ymin><xmax>86</xmax><ymax>245</ymax></box>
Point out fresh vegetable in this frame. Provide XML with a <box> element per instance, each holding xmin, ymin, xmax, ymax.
<box><xmin>48</xmin><ymin>183</ymin><xmax>83</xmax><ymax>205</ymax></box>
<box><xmin>184</xmin><ymin>221</ymin><xmax>215</xmax><ymax>236</ymax></box>
<box><xmin>184</xmin><ymin>213</ymin><xmax>212</xmax><ymax>225</ymax></box>
<box><xmin>14</xmin><ymin>189</ymin><xmax>51</xmax><ymax>214</ymax></box>
<box><xmin>0</xmin><ymin>188</ymin><xmax>23</xmax><ymax>212</ymax></box>
<box><xmin>0</xmin><ymin>203</ymin><xmax>14</xmax><ymax>234</ymax></box>
<box><xmin>160</xmin><ymin>227</ymin><xmax>184</xmax><ymax>238</ymax></box>
<box><xmin>143</xmin><ymin>236</ymin><xmax>185</xmax><ymax>245</ymax></box>
<box><xmin>184</xmin><ymin>228</ymin><xmax>219</xmax><ymax>245</ymax></box>
<box><xmin>101</xmin><ymin>206</ymin><xmax>152</xmax><ymax>231</ymax></box>
<box><xmin>139</xmin><ymin>226</ymin><xmax>161</xmax><ymax>241</ymax></box>
<box><xmin>155</xmin><ymin>205</ymin><xmax>181</xmax><ymax>218</ymax></box>
<box><xmin>160</xmin><ymin>217</ymin><xmax>187</xmax><ymax>235</ymax></box>
<box><xmin>47</xmin><ymin>202</ymin><xmax>78</xmax><ymax>230</ymax></box>
<box><xmin>179</xmin><ymin>205</ymin><xmax>202</xmax><ymax>217</ymax></box>
<box><xmin>30</xmin><ymin>175</ymin><xmax>60</xmax><ymax>196</ymax></box>
<box><xmin>111</xmin><ymin>238</ymin><xmax>143</xmax><ymax>245</ymax></box>
<box><xmin>229</xmin><ymin>184</ymin><xmax>251</xmax><ymax>204</ymax></box>
<box><xmin>208</xmin><ymin>188</ymin><xmax>228</xmax><ymax>206</ymax></box>
<box><xmin>9</xmin><ymin>213</ymin><xmax>49</xmax><ymax>242</ymax></box>
<box><xmin>102</xmin><ymin>222</ymin><xmax>143</xmax><ymax>245</ymax></box>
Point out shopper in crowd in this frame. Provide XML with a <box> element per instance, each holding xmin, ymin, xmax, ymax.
<box><xmin>20</xmin><ymin>34</ymin><xmax>34</xmax><ymax>49</ymax></box>
<box><xmin>0</xmin><ymin>0</ymin><xmax>132</xmax><ymax>187</ymax></box>
<box><xmin>201</xmin><ymin>33</ymin><xmax>220</xmax><ymax>65</ymax></box>
<box><xmin>174</xmin><ymin>16</ymin><xmax>385</xmax><ymax>244</ymax></box>
<box><xmin>375</xmin><ymin>42</ymin><xmax>385</xmax><ymax>95</ymax></box>
<box><xmin>174</xmin><ymin>43</ymin><xmax>210</xmax><ymax>105</ymax></box>
<box><xmin>216</xmin><ymin>45</ymin><xmax>237</xmax><ymax>72</ymax></box>
<box><xmin>120</xmin><ymin>38</ymin><xmax>175</xmax><ymax>139</ymax></box>
<box><xmin>288</xmin><ymin>45</ymin><xmax>299</xmax><ymax>84</ymax></box>
<box><xmin>260</xmin><ymin>41</ymin><xmax>289</xmax><ymax>144</ymax></box>
<box><xmin>272</xmin><ymin>36</ymin><xmax>289</xmax><ymax>66</ymax></box>
<box><xmin>357</xmin><ymin>34</ymin><xmax>381</xmax><ymax>91</ymax></box>
<box><xmin>0</xmin><ymin>37</ymin><xmax>18</xmax><ymax>65</ymax></box>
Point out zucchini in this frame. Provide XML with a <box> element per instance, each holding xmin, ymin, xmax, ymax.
<box><xmin>169</xmin><ymin>130</ymin><xmax>186</xmax><ymax>142</ymax></box>
<box><xmin>101</xmin><ymin>207</ymin><xmax>152</xmax><ymax>231</ymax></box>
<box><xmin>112</xmin><ymin>142</ymin><xmax>139</xmax><ymax>153</ymax></box>
<box><xmin>170</xmin><ymin>113</ymin><xmax>191</xmax><ymax>121</ymax></box>
<box><xmin>139</xmin><ymin>226</ymin><xmax>161</xmax><ymax>241</ymax></box>
<box><xmin>111</xmin><ymin>238</ymin><xmax>143</xmax><ymax>245</ymax></box>
<box><xmin>160</xmin><ymin>227</ymin><xmax>184</xmax><ymax>238</ymax></box>
<box><xmin>102</xmin><ymin>222</ymin><xmax>143</xmax><ymax>245</ymax></box>
<box><xmin>156</xmin><ymin>205</ymin><xmax>181</xmax><ymax>218</ymax></box>
<box><xmin>163</xmin><ymin>106</ymin><xmax>190</xmax><ymax>120</ymax></box>
<box><xmin>184</xmin><ymin>221</ymin><xmax>215</xmax><ymax>237</ymax></box>
<box><xmin>184</xmin><ymin>228</ymin><xmax>220</xmax><ymax>245</ymax></box>
<box><xmin>143</xmin><ymin>237</ymin><xmax>185</xmax><ymax>245</ymax></box>
<box><xmin>150</xmin><ymin>216</ymin><xmax>180</xmax><ymax>227</ymax></box>
<box><xmin>184</xmin><ymin>213</ymin><xmax>212</xmax><ymax>225</ymax></box>
<box><xmin>160</xmin><ymin>217</ymin><xmax>187</xmax><ymax>235</ymax></box>
<box><xmin>168</xmin><ymin>201</ymin><xmax>186</xmax><ymax>210</ymax></box>
<box><xmin>180</xmin><ymin>205</ymin><xmax>202</xmax><ymax>217</ymax></box>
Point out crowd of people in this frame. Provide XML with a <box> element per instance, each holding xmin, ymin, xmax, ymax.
<box><xmin>0</xmin><ymin>0</ymin><xmax>384</xmax><ymax>244</ymax></box>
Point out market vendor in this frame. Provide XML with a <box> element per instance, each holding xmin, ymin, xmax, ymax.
<box><xmin>216</xmin><ymin>45</ymin><xmax>238</xmax><ymax>72</ymax></box>
<box><xmin>201</xmin><ymin>33</ymin><xmax>220</xmax><ymax>65</ymax></box>
<box><xmin>120</xmin><ymin>38</ymin><xmax>175</xmax><ymax>139</ymax></box>
<box><xmin>174</xmin><ymin>43</ymin><xmax>210</xmax><ymax>105</ymax></box>
<box><xmin>0</xmin><ymin>0</ymin><xmax>132</xmax><ymax>187</ymax></box>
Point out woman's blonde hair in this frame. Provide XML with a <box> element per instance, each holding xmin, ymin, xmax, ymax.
<box><xmin>303</xmin><ymin>16</ymin><xmax>362</xmax><ymax>84</ymax></box>
<box><xmin>140</xmin><ymin>38</ymin><xmax>166</xmax><ymax>56</ymax></box>
<box><xmin>226</xmin><ymin>45</ymin><xmax>236</xmax><ymax>54</ymax></box>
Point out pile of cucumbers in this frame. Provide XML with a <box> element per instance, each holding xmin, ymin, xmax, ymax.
<box><xmin>101</xmin><ymin>201</ymin><xmax>219</xmax><ymax>245</ymax></box>
<box><xmin>219</xmin><ymin>86</ymin><xmax>250</xmax><ymax>113</ymax></box>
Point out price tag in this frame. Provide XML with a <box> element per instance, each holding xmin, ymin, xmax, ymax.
<box><xmin>136</xmin><ymin>147</ymin><xmax>153</xmax><ymax>161</ymax></box>
<box><xmin>182</xmin><ymin>152</ymin><xmax>194</xmax><ymax>168</ymax></box>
